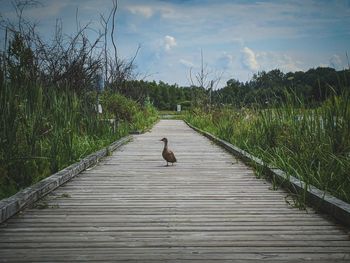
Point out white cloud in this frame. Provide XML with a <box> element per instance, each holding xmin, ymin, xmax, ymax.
<box><xmin>164</xmin><ymin>35</ymin><xmax>177</xmax><ymax>51</ymax></box>
<box><xmin>278</xmin><ymin>55</ymin><xmax>302</xmax><ymax>72</ymax></box>
<box><xmin>241</xmin><ymin>47</ymin><xmax>259</xmax><ymax>71</ymax></box>
<box><xmin>126</xmin><ymin>5</ymin><xmax>153</xmax><ymax>18</ymax></box>
<box><xmin>329</xmin><ymin>54</ymin><xmax>343</xmax><ymax>69</ymax></box>
<box><xmin>240</xmin><ymin>49</ymin><xmax>303</xmax><ymax>74</ymax></box>
<box><xmin>256</xmin><ymin>52</ymin><xmax>303</xmax><ymax>72</ymax></box>
<box><xmin>179</xmin><ymin>59</ymin><xmax>194</xmax><ymax>68</ymax></box>
<box><xmin>125</xmin><ymin>5</ymin><xmax>174</xmax><ymax>19</ymax></box>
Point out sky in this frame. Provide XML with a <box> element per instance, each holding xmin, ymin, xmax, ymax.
<box><xmin>0</xmin><ymin>0</ymin><xmax>349</xmax><ymax>88</ymax></box>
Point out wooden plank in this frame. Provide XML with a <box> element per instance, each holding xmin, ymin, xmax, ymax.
<box><xmin>0</xmin><ymin>120</ymin><xmax>349</xmax><ymax>262</ymax></box>
<box><xmin>0</xmin><ymin>136</ymin><xmax>131</xmax><ymax>224</ymax></box>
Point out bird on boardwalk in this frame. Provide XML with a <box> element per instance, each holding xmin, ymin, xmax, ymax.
<box><xmin>160</xmin><ymin>137</ymin><xmax>177</xmax><ymax>166</ymax></box>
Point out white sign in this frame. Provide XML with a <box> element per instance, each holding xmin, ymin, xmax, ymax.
<box><xmin>96</xmin><ymin>73</ymin><xmax>104</xmax><ymax>92</ymax></box>
<box><xmin>177</xmin><ymin>104</ymin><xmax>181</xmax><ymax>112</ymax></box>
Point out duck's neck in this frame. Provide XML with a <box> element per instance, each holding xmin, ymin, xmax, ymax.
<box><xmin>163</xmin><ymin>141</ymin><xmax>168</xmax><ymax>150</ymax></box>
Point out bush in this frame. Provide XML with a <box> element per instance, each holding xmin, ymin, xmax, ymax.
<box><xmin>101</xmin><ymin>92</ymin><xmax>139</xmax><ymax>122</ymax></box>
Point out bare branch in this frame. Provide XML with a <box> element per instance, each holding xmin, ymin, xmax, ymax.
<box><xmin>111</xmin><ymin>0</ymin><xmax>118</xmax><ymax>72</ymax></box>
<box><xmin>100</xmin><ymin>9</ymin><xmax>113</xmax><ymax>82</ymax></box>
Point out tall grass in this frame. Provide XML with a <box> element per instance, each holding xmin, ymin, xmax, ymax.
<box><xmin>0</xmin><ymin>81</ymin><xmax>158</xmax><ymax>200</ymax></box>
<box><xmin>0</xmin><ymin>9</ymin><xmax>159</xmax><ymax>200</ymax></box>
<box><xmin>185</xmin><ymin>90</ymin><xmax>350</xmax><ymax>203</ymax></box>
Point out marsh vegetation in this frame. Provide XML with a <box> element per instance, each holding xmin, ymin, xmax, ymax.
<box><xmin>1</xmin><ymin>1</ymin><xmax>349</xmax><ymax>205</ymax></box>
<box><xmin>0</xmin><ymin>1</ymin><xmax>158</xmax><ymax>199</ymax></box>
<box><xmin>184</xmin><ymin>89</ymin><xmax>350</xmax><ymax>203</ymax></box>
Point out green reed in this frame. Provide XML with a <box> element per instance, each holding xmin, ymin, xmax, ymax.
<box><xmin>185</xmin><ymin>90</ymin><xmax>350</xmax><ymax>203</ymax></box>
<box><xmin>0</xmin><ymin>81</ymin><xmax>158</xmax><ymax>200</ymax></box>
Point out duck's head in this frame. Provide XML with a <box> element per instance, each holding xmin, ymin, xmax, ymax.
<box><xmin>160</xmin><ymin>137</ymin><xmax>168</xmax><ymax>143</ymax></box>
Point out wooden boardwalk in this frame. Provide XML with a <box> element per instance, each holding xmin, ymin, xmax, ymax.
<box><xmin>0</xmin><ymin>120</ymin><xmax>350</xmax><ymax>262</ymax></box>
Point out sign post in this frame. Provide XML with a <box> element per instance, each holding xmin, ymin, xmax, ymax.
<box><xmin>96</xmin><ymin>73</ymin><xmax>104</xmax><ymax>114</ymax></box>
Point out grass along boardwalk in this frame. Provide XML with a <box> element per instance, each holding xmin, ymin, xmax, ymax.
<box><xmin>0</xmin><ymin>120</ymin><xmax>349</xmax><ymax>262</ymax></box>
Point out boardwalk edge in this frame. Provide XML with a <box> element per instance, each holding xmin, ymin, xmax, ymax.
<box><xmin>0</xmin><ymin>135</ymin><xmax>132</xmax><ymax>224</ymax></box>
<box><xmin>185</xmin><ymin>121</ymin><xmax>350</xmax><ymax>227</ymax></box>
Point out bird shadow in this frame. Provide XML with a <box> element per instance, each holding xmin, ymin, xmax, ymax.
<box><xmin>156</xmin><ymin>164</ymin><xmax>176</xmax><ymax>168</ymax></box>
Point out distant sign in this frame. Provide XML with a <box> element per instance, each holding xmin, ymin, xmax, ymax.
<box><xmin>96</xmin><ymin>73</ymin><xmax>104</xmax><ymax>92</ymax></box>
<box><xmin>177</xmin><ymin>104</ymin><xmax>181</xmax><ymax>112</ymax></box>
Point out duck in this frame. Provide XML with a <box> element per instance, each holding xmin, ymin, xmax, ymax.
<box><xmin>160</xmin><ymin>137</ymin><xmax>177</xmax><ymax>166</ymax></box>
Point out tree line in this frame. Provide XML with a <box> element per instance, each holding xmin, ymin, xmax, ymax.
<box><xmin>212</xmin><ymin>68</ymin><xmax>350</xmax><ymax>108</ymax></box>
<box><xmin>118</xmin><ymin>67</ymin><xmax>350</xmax><ymax>110</ymax></box>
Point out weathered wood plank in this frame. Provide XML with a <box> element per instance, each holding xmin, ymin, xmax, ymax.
<box><xmin>0</xmin><ymin>120</ymin><xmax>349</xmax><ymax>262</ymax></box>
